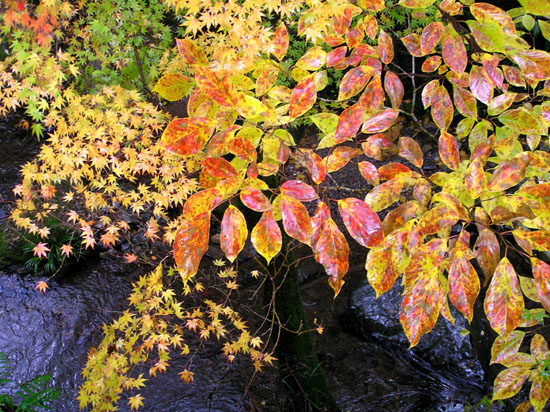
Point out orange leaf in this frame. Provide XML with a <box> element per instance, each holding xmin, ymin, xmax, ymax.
<box><xmin>398</xmin><ymin>136</ymin><xmax>423</xmax><ymax>168</ymax></box>
<box><xmin>384</xmin><ymin>71</ymin><xmax>404</xmax><ymax>110</ymax></box>
<box><xmin>421</xmin><ymin>22</ymin><xmax>443</xmax><ymax>55</ymax></box>
<box><xmin>532</xmin><ymin>257</ymin><xmax>550</xmax><ymax>312</ymax></box>
<box><xmin>474</xmin><ymin>228</ymin><xmax>500</xmax><ymax>282</ymax></box>
<box><xmin>337</xmin><ymin>65</ymin><xmax>374</xmax><ymax>101</ymax></box>
<box><xmin>487</xmin><ymin>153</ymin><xmax>530</xmax><ymax>192</ymax></box>
<box><xmin>202</xmin><ymin>157</ymin><xmax>238</xmax><ymax>179</ymax></box>
<box><xmin>484</xmin><ymin>257</ymin><xmax>524</xmax><ymax>338</ymax></box>
<box><xmin>311</xmin><ymin>202</ymin><xmax>349</xmax><ymax>296</ymax></box>
<box><xmin>335</xmin><ymin>103</ymin><xmax>364</xmax><ymax>143</ymax></box>
<box><xmin>378</xmin><ymin>29</ymin><xmax>394</xmax><ymax>64</ymax></box>
<box><xmin>32</xmin><ymin>242</ymin><xmax>50</xmax><ymax>258</ymax></box>
<box><xmin>272</xmin><ymin>24</ymin><xmax>289</xmax><ymax>61</ymax></box>
<box><xmin>174</xmin><ymin>213</ymin><xmax>210</xmax><ymax>281</ymax></box>
<box><xmin>182</xmin><ymin>188</ymin><xmax>222</xmax><ymax>219</ymax></box>
<box><xmin>438</xmin><ymin>131</ymin><xmax>460</xmax><ymax>170</ymax></box>
<box><xmin>176</xmin><ymin>38</ymin><xmax>208</xmax><ymax>65</ymax></box>
<box><xmin>34</xmin><ymin>281</ymin><xmax>49</xmax><ymax>294</ymax></box>
<box><xmin>289</xmin><ymin>75</ymin><xmax>317</xmax><ymax>118</ymax></box>
<box><xmin>281</xmin><ymin>180</ymin><xmax>318</xmax><ymax>201</ymax></box>
<box><xmin>240</xmin><ymin>187</ymin><xmax>271</xmax><ymax>212</ymax></box>
<box><xmin>441</xmin><ymin>24</ymin><xmax>467</xmax><ymax>74</ymax></box>
<box><xmin>362</xmin><ymin>108</ymin><xmax>399</xmax><ymax>133</ymax></box>
<box><xmin>251</xmin><ymin>211</ymin><xmax>281</xmax><ymax>264</ymax></box>
<box><xmin>161</xmin><ymin>117</ymin><xmax>213</xmax><ymax>156</ymax></box>
<box><xmin>325</xmin><ymin>146</ymin><xmax>362</xmax><ymax>173</ymax></box>
<box><xmin>448</xmin><ymin>253</ymin><xmax>479</xmax><ymax>323</ymax></box>
<box><xmin>358</xmin><ymin>161</ymin><xmax>380</xmax><ymax>185</ymax></box>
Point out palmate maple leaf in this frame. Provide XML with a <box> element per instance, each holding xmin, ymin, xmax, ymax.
<box><xmin>34</xmin><ymin>280</ymin><xmax>49</xmax><ymax>294</ymax></box>
<box><xmin>32</xmin><ymin>242</ymin><xmax>50</xmax><ymax>258</ymax></box>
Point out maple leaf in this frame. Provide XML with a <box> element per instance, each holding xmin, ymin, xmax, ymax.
<box><xmin>34</xmin><ymin>281</ymin><xmax>49</xmax><ymax>294</ymax></box>
<box><xmin>128</xmin><ymin>394</ymin><xmax>144</xmax><ymax>410</ymax></box>
<box><xmin>60</xmin><ymin>244</ymin><xmax>73</xmax><ymax>257</ymax></box>
<box><xmin>124</xmin><ymin>253</ymin><xmax>138</xmax><ymax>263</ymax></box>
<box><xmin>32</xmin><ymin>242</ymin><xmax>50</xmax><ymax>258</ymax></box>
<box><xmin>178</xmin><ymin>369</ymin><xmax>194</xmax><ymax>383</ymax></box>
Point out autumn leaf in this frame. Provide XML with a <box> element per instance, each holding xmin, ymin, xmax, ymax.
<box><xmin>34</xmin><ymin>281</ymin><xmax>49</xmax><ymax>294</ymax></box>
<box><xmin>484</xmin><ymin>257</ymin><xmax>524</xmax><ymax>338</ymax></box>
<box><xmin>60</xmin><ymin>244</ymin><xmax>73</xmax><ymax>257</ymax></box>
<box><xmin>441</xmin><ymin>25</ymin><xmax>467</xmax><ymax>74</ymax></box>
<box><xmin>128</xmin><ymin>394</ymin><xmax>145</xmax><ymax>411</ymax></box>
<box><xmin>338</xmin><ymin>198</ymin><xmax>383</xmax><ymax>248</ymax></box>
<box><xmin>251</xmin><ymin>211</ymin><xmax>282</xmax><ymax>264</ymax></box>
<box><xmin>281</xmin><ymin>180</ymin><xmax>318</xmax><ymax>201</ymax></box>
<box><xmin>384</xmin><ymin>71</ymin><xmax>404</xmax><ymax>109</ymax></box>
<box><xmin>398</xmin><ymin>136</ymin><xmax>423</xmax><ymax>168</ymax></box>
<box><xmin>438</xmin><ymin>131</ymin><xmax>460</xmax><ymax>170</ymax></box>
<box><xmin>337</xmin><ymin>66</ymin><xmax>374</xmax><ymax>101</ymax></box>
<box><xmin>289</xmin><ymin>75</ymin><xmax>317</xmax><ymax>118</ymax></box>
<box><xmin>173</xmin><ymin>213</ymin><xmax>210</xmax><ymax>282</ymax></box>
<box><xmin>378</xmin><ymin>30</ymin><xmax>394</xmax><ymax>64</ymax></box>
<box><xmin>492</xmin><ymin>368</ymin><xmax>531</xmax><ymax>401</ymax></box>
<box><xmin>153</xmin><ymin>73</ymin><xmax>194</xmax><ymax>102</ymax></box>
<box><xmin>33</xmin><ymin>242</ymin><xmax>50</xmax><ymax>258</ymax></box>
<box><xmin>220</xmin><ymin>205</ymin><xmax>247</xmax><ymax>263</ymax></box>
<box><xmin>240</xmin><ymin>187</ymin><xmax>271</xmax><ymax>212</ymax></box>
<box><xmin>272</xmin><ymin>24</ymin><xmax>289</xmax><ymax>60</ymax></box>
<box><xmin>280</xmin><ymin>194</ymin><xmax>312</xmax><ymax>245</ymax></box>
<box><xmin>421</xmin><ymin>22</ymin><xmax>443</xmax><ymax>54</ymax></box>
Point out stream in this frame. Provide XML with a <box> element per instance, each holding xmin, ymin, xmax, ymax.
<box><xmin>0</xmin><ymin>117</ymin><xmax>508</xmax><ymax>411</ymax></box>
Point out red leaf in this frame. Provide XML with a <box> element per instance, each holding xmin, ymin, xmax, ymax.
<box><xmin>378</xmin><ymin>162</ymin><xmax>414</xmax><ymax>181</ymax></box>
<box><xmin>304</xmin><ymin>150</ymin><xmax>327</xmax><ymax>184</ymax></box>
<box><xmin>174</xmin><ymin>213</ymin><xmax>210</xmax><ymax>281</ymax></box>
<box><xmin>441</xmin><ymin>25</ymin><xmax>467</xmax><ymax>74</ymax></box>
<box><xmin>338</xmin><ymin>198</ymin><xmax>384</xmax><ymax>248</ymax></box>
<box><xmin>289</xmin><ymin>76</ymin><xmax>317</xmax><ymax>118</ymax></box>
<box><xmin>384</xmin><ymin>71</ymin><xmax>404</xmax><ymax>109</ymax></box>
<box><xmin>484</xmin><ymin>257</ymin><xmax>524</xmax><ymax>337</ymax></box>
<box><xmin>280</xmin><ymin>194</ymin><xmax>312</xmax><ymax>245</ymax></box>
<box><xmin>421</xmin><ymin>22</ymin><xmax>443</xmax><ymax>55</ymax></box>
<box><xmin>398</xmin><ymin>136</ymin><xmax>423</xmax><ymax>168</ymax></box>
<box><xmin>431</xmin><ymin>86</ymin><xmax>453</xmax><ymax>130</ymax></box>
<box><xmin>438</xmin><ymin>131</ymin><xmax>460</xmax><ymax>170</ymax></box>
<box><xmin>272</xmin><ymin>24</ymin><xmax>289</xmax><ymax>61</ymax></box>
<box><xmin>357</xmin><ymin>75</ymin><xmax>384</xmax><ymax>114</ymax></box>
<box><xmin>326</xmin><ymin>46</ymin><xmax>347</xmax><ymax>67</ymax></box>
<box><xmin>474</xmin><ymin>228</ymin><xmax>500</xmax><ymax>282</ymax></box>
<box><xmin>335</xmin><ymin>104</ymin><xmax>364</xmax><ymax>142</ymax></box>
<box><xmin>251</xmin><ymin>211</ymin><xmax>282</xmax><ymax>264</ymax></box>
<box><xmin>311</xmin><ymin>202</ymin><xmax>350</xmax><ymax>296</ymax></box>
<box><xmin>449</xmin><ymin>248</ymin><xmax>480</xmax><ymax>323</ymax></box>
<box><xmin>358</xmin><ymin>161</ymin><xmax>380</xmax><ymax>185</ymax></box>
<box><xmin>220</xmin><ymin>206</ymin><xmax>247</xmax><ymax>262</ymax></box>
<box><xmin>161</xmin><ymin>117</ymin><xmax>213</xmax><ymax>156</ymax></box>
<box><xmin>240</xmin><ymin>187</ymin><xmax>271</xmax><ymax>212</ymax></box>
<box><xmin>202</xmin><ymin>157</ymin><xmax>238</xmax><ymax>179</ymax></box>
<box><xmin>422</xmin><ymin>55</ymin><xmax>442</xmax><ymax>72</ymax></box>
<box><xmin>362</xmin><ymin>108</ymin><xmax>399</xmax><ymax>133</ymax></box>
<box><xmin>182</xmin><ymin>188</ymin><xmax>223</xmax><ymax>219</ymax></box>
<box><xmin>205</xmin><ymin>125</ymin><xmax>241</xmax><ymax>158</ymax></box>
<box><xmin>229</xmin><ymin>137</ymin><xmax>257</xmax><ymax>162</ymax></box>
<box><xmin>281</xmin><ymin>180</ymin><xmax>318</xmax><ymax>201</ymax></box>
<box><xmin>338</xmin><ymin>65</ymin><xmax>374</xmax><ymax>101</ymax></box>
<box><xmin>401</xmin><ymin>33</ymin><xmax>423</xmax><ymax>57</ymax></box>
<box><xmin>487</xmin><ymin>153</ymin><xmax>530</xmax><ymax>192</ymax></box>
<box><xmin>378</xmin><ymin>29</ymin><xmax>394</xmax><ymax>64</ymax></box>
<box><xmin>453</xmin><ymin>86</ymin><xmax>477</xmax><ymax>119</ymax></box>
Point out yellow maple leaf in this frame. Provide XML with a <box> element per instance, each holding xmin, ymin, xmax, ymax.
<box><xmin>178</xmin><ymin>369</ymin><xmax>194</xmax><ymax>384</ymax></box>
<box><xmin>128</xmin><ymin>394</ymin><xmax>144</xmax><ymax>410</ymax></box>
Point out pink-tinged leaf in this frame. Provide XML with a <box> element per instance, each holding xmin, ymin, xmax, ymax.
<box><xmin>413</xmin><ymin>180</ymin><xmax>432</xmax><ymax>208</ymax></box>
<box><xmin>326</xmin><ymin>46</ymin><xmax>348</xmax><ymax>67</ymax></box>
<box><xmin>364</xmin><ymin>179</ymin><xmax>404</xmax><ymax>212</ymax></box>
<box><xmin>251</xmin><ymin>211</ymin><xmax>281</xmax><ymax>264</ymax></box>
<box><xmin>176</xmin><ymin>38</ymin><xmax>208</xmax><ymax>65</ymax></box>
<box><xmin>401</xmin><ymin>33</ymin><xmax>422</xmax><ymax>57</ymax></box>
<box><xmin>220</xmin><ymin>205</ymin><xmax>247</xmax><ymax>263</ymax></box>
<box><xmin>453</xmin><ymin>86</ymin><xmax>477</xmax><ymax>119</ymax></box>
<box><xmin>272</xmin><ymin>24</ymin><xmax>289</xmax><ymax>61</ymax></box>
<box><xmin>378</xmin><ymin>162</ymin><xmax>414</xmax><ymax>181</ymax></box>
<box><xmin>338</xmin><ymin>65</ymin><xmax>374</xmax><ymax>101</ymax></box>
<box><xmin>357</xmin><ymin>75</ymin><xmax>384</xmax><ymax>114</ymax></box>
<box><xmin>281</xmin><ymin>194</ymin><xmax>312</xmax><ymax>245</ymax></box>
<box><xmin>431</xmin><ymin>86</ymin><xmax>453</xmax><ymax>131</ymax></box>
<box><xmin>398</xmin><ymin>136</ymin><xmax>423</xmax><ymax>168</ymax></box>
<box><xmin>33</xmin><ymin>242</ymin><xmax>50</xmax><ymax>258</ymax></box>
<box><xmin>401</xmin><ymin>272</ymin><xmax>445</xmax><ymax>347</ymax></box>
<box><xmin>482</xmin><ymin>54</ymin><xmax>505</xmax><ymax>90</ymax></box>
<box><xmin>289</xmin><ymin>76</ymin><xmax>317</xmax><ymax>118</ymax></box>
<box><xmin>493</xmin><ymin>368</ymin><xmax>530</xmax><ymax>401</ymax></box>
<box><xmin>438</xmin><ymin>131</ymin><xmax>460</xmax><ymax>170</ymax></box>
<box><xmin>325</xmin><ymin>146</ymin><xmax>362</xmax><ymax>173</ymax></box>
<box><xmin>311</xmin><ymin>202</ymin><xmax>350</xmax><ymax>297</ymax></box>
<box><xmin>362</xmin><ymin>108</ymin><xmax>399</xmax><ymax>133</ymax></box>
<box><xmin>174</xmin><ymin>213</ymin><xmax>210</xmax><ymax>281</ymax></box>
<box><xmin>487</xmin><ymin>153</ymin><xmax>530</xmax><ymax>192</ymax></box>
<box><xmin>530</xmin><ymin>372</ymin><xmax>550</xmax><ymax>412</ymax></box>
<box><xmin>503</xmin><ymin>66</ymin><xmax>525</xmax><ymax>87</ymax></box>
<box><xmin>422</xmin><ymin>80</ymin><xmax>439</xmax><ymax>109</ymax></box>
<box><xmin>281</xmin><ymin>180</ymin><xmax>318</xmax><ymax>201</ymax></box>
<box><xmin>332</xmin><ymin>7</ymin><xmax>353</xmax><ymax>35</ymax></box>
<box><xmin>363</xmin><ymin>14</ymin><xmax>378</xmax><ymax>39</ymax></box>
<box><xmin>422</xmin><ymin>55</ymin><xmax>442</xmax><ymax>72</ymax></box>
<box><xmin>335</xmin><ymin>104</ymin><xmax>363</xmax><ymax>143</ymax></box>
<box><xmin>296</xmin><ymin>46</ymin><xmax>327</xmax><ymax>71</ymax></box>
<box><xmin>323</xmin><ymin>34</ymin><xmax>345</xmax><ymax>47</ymax></box>
<box><xmin>532</xmin><ymin>258</ymin><xmax>550</xmax><ymax>313</ymax></box>
<box><xmin>485</xmin><ymin>257</ymin><xmax>524</xmax><ymax>337</ymax></box>
<box><xmin>399</xmin><ymin>0</ymin><xmax>436</xmax><ymax>7</ymax></box>
<box><xmin>442</xmin><ymin>25</ymin><xmax>467</xmax><ymax>74</ymax></box>
<box><xmin>240</xmin><ymin>187</ymin><xmax>271</xmax><ymax>212</ymax></box>
<box><xmin>511</xmin><ymin>50</ymin><xmax>550</xmax><ymax>80</ymax></box>
<box><xmin>470</xmin><ymin>65</ymin><xmax>494</xmax><ymax>105</ymax></box>
<box><xmin>449</xmin><ymin>254</ymin><xmax>479</xmax><ymax>323</ymax></box>
<box><xmin>358</xmin><ymin>161</ymin><xmax>380</xmax><ymax>185</ymax></box>
<box><xmin>474</xmin><ymin>228</ymin><xmax>500</xmax><ymax>283</ymax></box>
<box><xmin>491</xmin><ymin>330</ymin><xmax>525</xmax><ymax>364</ymax></box>
<box><xmin>366</xmin><ymin>243</ymin><xmax>398</xmax><ymax>297</ymax></box>
<box><xmin>465</xmin><ymin>158</ymin><xmax>486</xmax><ymax>199</ymax></box>
<box><xmin>182</xmin><ymin>188</ymin><xmax>223</xmax><ymax>219</ymax></box>
<box><xmin>346</xmin><ymin>27</ymin><xmax>364</xmax><ymax>49</ymax></box>
<box><xmin>338</xmin><ymin>198</ymin><xmax>384</xmax><ymax>248</ymax></box>
<box><xmin>421</xmin><ymin>22</ymin><xmax>444</xmax><ymax>55</ymax></box>
<box><xmin>205</xmin><ymin>125</ymin><xmax>241</xmax><ymax>158</ymax></box>
<box><xmin>378</xmin><ymin>30</ymin><xmax>394</xmax><ymax>64</ymax></box>
<box><xmin>384</xmin><ymin>71</ymin><xmax>404</xmax><ymax>109</ymax></box>
<box><xmin>161</xmin><ymin>117</ymin><xmax>213</xmax><ymax>156</ymax></box>
<box><xmin>488</xmin><ymin>92</ymin><xmax>516</xmax><ymax>116</ymax></box>
<box><xmin>202</xmin><ymin>157</ymin><xmax>238</xmax><ymax>179</ymax></box>
<box><xmin>302</xmin><ymin>150</ymin><xmax>327</xmax><ymax>184</ymax></box>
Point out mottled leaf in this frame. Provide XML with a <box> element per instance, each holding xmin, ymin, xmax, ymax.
<box><xmin>289</xmin><ymin>75</ymin><xmax>317</xmax><ymax>118</ymax></box>
<box><xmin>442</xmin><ymin>25</ymin><xmax>467</xmax><ymax>74</ymax></box>
<box><xmin>366</xmin><ymin>243</ymin><xmax>398</xmax><ymax>297</ymax></box>
<box><xmin>358</xmin><ymin>161</ymin><xmax>380</xmax><ymax>185</ymax></box>
<box><xmin>438</xmin><ymin>131</ymin><xmax>460</xmax><ymax>170</ymax></box>
<box><xmin>485</xmin><ymin>257</ymin><xmax>525</xmax><ymax>337</ymax></box>
<box><xmin>357</xmin><ymin>75</ymin><xmax>384</xmax><ymax>114</ymax></box>
<box><xmin>431</xmin><ymin>86</ymin><xmax>453</xmax><ymax>130</ymax></box>
<box><xmin>338</xmin><ymin>198</ymin><xmax>384</xmax><ymax>248</ymax></box>
<box><xmin>251</xmin><ymin>211</ymin><xmax>282</xmax><ymax>264</ymax></box>
<box><xmin>335</xmin><ymin>104</ymin><xmax>364</xmax><ymax>143</ymax></box>
<box><xmin>182</xmin><ymin>188</ymin><xmax>222</xmax><ymax>219</ymax></box>
<box><xmin>220</xmin><ymin>206</ymin><xmax>247</xmax><ymax>263</ymax></box>
<box><xmin>153</xmin><ymin>73</ymin><xmax>194</xmax><ymax>101</ymax></box>
<box><xmin>488</xmin><ymin>92</ymin><xmax>517</xmax><ymax>116</ymax></box>
<box><xmin>474</xmin><ymin>228</ymin><xmax>500</xmax><ymax>282</ymax></box>
<box><xmin>487</xmin><ymin>153</ymin><xmax>530</xmax><ymax>192</ymax></box>
<box><xmin>362</xmin><ymin>108</ymin><xmax>399</xmax><ymax>133</ymax></box>
<box><xmin>470</xmin><ymin>65</ymin><xmax>494</xmax><ymax>104</ymax></box>
<box><xmin>296</xmin><ymin>46</ymin><xmax>327</xmax><ymax>71</ymax></box>
<box><xmin>325</xmin><ymin>146</ymin><xmax>362</xmax><ymax>173</ymax></box>
<box><xmin>453</xmin><ymin>86</ymin><xmax>477</xmax><ymax>119</ymax></box>
<box><xmin>338</xmin><ymin>65</ymin><xmax>374</xmax><ymax>101</ymax></box>
<box><xmin>240</xmin><ymin>187</ymin><xmax>271</xmax><ymax>212</ymax></box>
<box><xmin>421</xmin><ymin>22</ymin><xmax>444</xmax><ymax>55</ymax></box>
<box><xmin>384</xmin><ymin>71</ymin><xmax>404</xmax><ymax>109</ymax></box>
<box><xmin>176</xmin><ymin>38</ymin><xmax>208</xmax><ymax>65</ymax></box>
<box><xmin>202</xmin><ymin>157</ymin><xmax>238</xmax><ymax>179</ymax></box>
<box><xmin>256</xmin><ymin>66</ymin><xmax>279</xmax><ymax>97</ymax></box>
<box><xmin>272</xmin><ymin>24</ymin><xmax>289</xmax><ymax>61</ymax></box>
<box><xmin>449</xmin><ymin>253</ymin><xmax>479</xmax><ymax>322</ymax></box>
<box><xmin>326</xmin><ymin>46</ymin><xmax>348</xmax><ymax>67</ymax></box>
<box><xmin>422</xmin><ymin>55</ymin><xmax>442</xmax><ymax>72</ymax></box>
<box><xmin>281</xmin><ymin>194</ymin><xmax>312</xmax><ymax>245</ymax></box>
<box><xmin>491</xmin><ymin>330</ymin><xmax>525</xmax><ymax>364</ymax></box>
<box><xmin>174</xmin><ymin>213</ymin><xmax>210</xmax><ymax>281</ymax></box>
<box><xmin>281</xmin><ymin>180</ymin><xmax>318</xmax><ymax>201</ymax></box>
<box><xmin>161</xmin><ymin>117</ymin><xmax>213</xmax><ymax>156</ymax></box>
<box><xmin>378</xmin><ymin>30</ymin><xmax>394</xmax><ymax>64</ymax></box>
<box><xmin>365</xmin><ymin>179</ymin><xmax>404</xmax><ymax>212</ymax></box>
<box><xmin>398</xmin><ymin>136</ymin><xmax>423</xmax><ymax>168</ymax></box>
<box><xmin>492</xmin><ymin>367</ymin><xmax>530</xmax><ymax>400</ymax></box>
<box><xmin>401</xmin><ymin>33</ymin><xmax>423</xmax><ymax>57</ymax></box>
<box><xmin>532</xmin><ymin>258</ymin><xmax>550</xmax><ymax>313</ymax></box>
<box><xmin>511</xmin><ymin>50</ymin><xmax>550</xmax><ymax>80</ymax></box>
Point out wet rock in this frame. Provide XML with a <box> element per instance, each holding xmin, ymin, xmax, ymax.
<box><xmin>345</xmin><ymin>280</ymin><xmax>484</xmax><ymax>383</ymax></box>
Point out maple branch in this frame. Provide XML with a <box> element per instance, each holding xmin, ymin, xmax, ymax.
<box><xmin>133</xmin><ymin>45</ymin><xmax>158</xmax><ymax>105</ymax></box>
